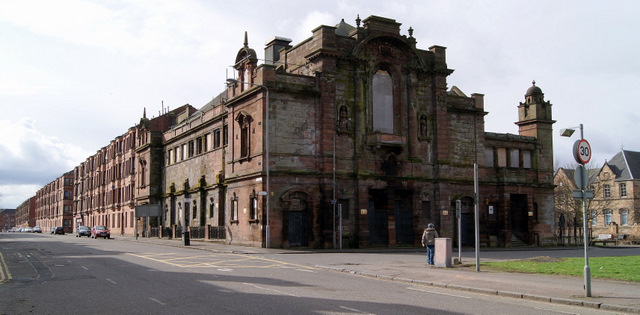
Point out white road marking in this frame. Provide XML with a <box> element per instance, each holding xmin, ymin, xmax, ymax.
<box><xmin>243</xmin><ymin>283</ymin><xmax>300</xmax><ymax>297</ymax></box>
<box><xmin>149</xmin><ymin>298</ymin><xmax>166</xmax><ymax>305</ymax></box>
<box><xmin>339</xmin><ymin>306</ymin><xmax>375</xmax><ymax>314</ymax></box>
<box><xmin>106</xmin><ymin>278</ymin><xmax>117</xmax><ymax>284</ymax></box>
<box><xmin>533</xmin><ymin>307</ymin><xmax>576</xmax><ymax>314</ymax></box>
<box><xmin>407</xmin><ymin>286</ymin><xmax>471</xmax><ymax>299</ymax></box>
<box><xmin>296</xmin><ymin>268</ymin><xmax>316</xmax><ymax>273</ymax></box>
<box><xmin>218</xmin><ymin>268</ymin><xmax>233</xmax><ymax>272</ymax></box>
<box><xmin>81</xmin><ymin>266</ymin><xmax>89</xmax><ymax>270</ymax></box>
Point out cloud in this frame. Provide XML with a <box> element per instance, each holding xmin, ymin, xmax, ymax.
<box><xmin>0</xmin><ymin>0</ymin><xmax>228</xmax><ymax>58</ymax></box>
<box><xmin>0</xmin><ymin>118</ymin><xmax>91</xmax><ymax>187</ymax></box>
<box><xmin>0</xmin><ymin>184</ymin><xmax>43</xmax><ymax>209</ymax></box>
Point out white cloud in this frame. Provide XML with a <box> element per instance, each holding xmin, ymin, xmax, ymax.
<box><xmin>0</xmin><ymin>0</ymin><xmax>229</xmax><ymax>58</ymax></box>
<box><xmin>0</xmin><ymin>118</ymin><xmax>91</xmax><ymax>187</ymax></box>
<box><xmin>0</xmin><ymin>184</ymin><xmax>42</xmax><ymax>210</ymax></box>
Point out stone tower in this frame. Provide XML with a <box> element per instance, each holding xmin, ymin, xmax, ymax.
<box><xmin>516</xmin><ymin>81</ymin><xmax>555</xmax><ymax>181</ymax></box>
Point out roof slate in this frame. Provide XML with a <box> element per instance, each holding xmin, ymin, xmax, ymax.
<box><xmin>606</xmin><ymin>150</ymin><xmax>640</xmax><ymax>180</ymax></box>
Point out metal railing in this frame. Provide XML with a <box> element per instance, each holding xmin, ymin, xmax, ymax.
<box><xmin>209</xmin><ymin>226</ymin><xmax>226</xmax><ymax>239</ymax></box>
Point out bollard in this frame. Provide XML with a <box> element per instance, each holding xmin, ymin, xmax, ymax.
<box><xmin>435</xmin><ymin>238</ymin><xmax>452</xmax><ymax>268</ymax></box>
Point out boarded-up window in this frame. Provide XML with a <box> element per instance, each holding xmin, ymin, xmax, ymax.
<box><xmin>484</xmin><ymin>148</ymin><xmax>494</xmax><ymax>167</ymax></box>
<box><xmin>372</xmin><ymin>70</ymin><xmax>393</xmax><ymax>133</ymax></box>
<box><xmin>522</xmin><ymin>150</ymin><xmax>532</xmax><ymax>168</ymax></box>
<box><xmin>510</xmin><ymin>149</ymin><xmax>519</xmax><ymax>167</ymax></box>
<box><xmin>497</xmin><ymin>148</ymin><xmax>507</xmax><ymax>167</ymax></box>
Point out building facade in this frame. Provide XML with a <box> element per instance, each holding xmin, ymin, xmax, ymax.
<box><xmin>0</xmin><ymin>209</ymin><xmax>16</xmax><ymax>231</ymax></box>
<box><xmin>34</xmin><ymin>172</ymin><xmax>73</xmax><ymax>231</ymax></box>
<box><xmin>72</xmin><ymin>129</ymin><xmax>137</xmax><ymax>235</ymax></box>
<box><xmin>153</xmin><ymin>15</ymin><xmax>556</xmax><ymax>248</ymax></box>
<box><xmin>588</xmin><ymin>151</ymin><xmax>640</xmax><ymax>240</ymax></box>
<box><xmin>555</xmin><ymin>150</ymin><xmax>640</xmax><ymax>243</ymax></box>
<box><xmin>16</xmin><ymin>197</ymin><xmax>35</xmax><ymax>228</ymax></box>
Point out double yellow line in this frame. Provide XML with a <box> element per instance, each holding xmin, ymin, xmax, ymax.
<box><xmin>0</xmin><ymin>252</ymin><xmax>12</xmax><ymax>283</ymax></box>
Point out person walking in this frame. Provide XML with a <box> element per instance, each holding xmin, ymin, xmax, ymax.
<box><xmin>421</xmin><ymin>223</ymin><xmax>439</xmax><ymax>265</ymax></box>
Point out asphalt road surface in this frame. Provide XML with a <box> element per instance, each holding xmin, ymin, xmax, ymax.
<box><xmin>0</xmin><ymin>233</ymin><xmax>626</xmax><ymax>314</ymax></box>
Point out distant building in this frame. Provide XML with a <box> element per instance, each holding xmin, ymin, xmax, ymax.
<box><xmin>73</xmin><ymin>106</ymin><xmax>195</xmax><ymax>236</ymax></box>
<box><xmin>35</xmin><ymin>172</ymin><xmax>73</xmax><ymax>231</ymax></box>
<box><xmin>16</xmin><ymin>197</ymin><xmax>35</xmax><ymax>228</ymax></box>
<box><xmin>555</xmin><ymin>150</ymin><xmax>640</xmax><ymax>243</ymax></box>
<box><xmin>0</xmin><ymin>208</ymin><xmax>16</xmax><ymax>231</ymax></box>
<box><xmin>589</xmin><ymin>151</ymin><xmax>640</xmax><ymax>240</ymax></box>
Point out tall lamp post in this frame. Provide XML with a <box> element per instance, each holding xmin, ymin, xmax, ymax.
<box><xmin>560</xmin><ymin>123</ymin><xmax>592</xmax><ymax>297</ymax></box>
<box><xmin>227</xmin><ymin>79</ymin><xmax>270</xmax><ymax>248</ymax></box>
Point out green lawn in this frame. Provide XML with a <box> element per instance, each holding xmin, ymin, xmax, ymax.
<box><xmin>481</xmin><ymin>255</ymin><xmax>640</xmax><ymax>282</ymax></box>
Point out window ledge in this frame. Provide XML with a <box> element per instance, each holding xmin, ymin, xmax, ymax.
<box><xmin>366</xmin><ymin>133</ymin><xmax>405</xmax><ymax>148</ymax></box>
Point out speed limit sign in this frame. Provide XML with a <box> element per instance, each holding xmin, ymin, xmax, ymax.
<box><xmin>573</xmin><ymin>139</ymin><xmax>592</xmax><ymax>164</ymax></box>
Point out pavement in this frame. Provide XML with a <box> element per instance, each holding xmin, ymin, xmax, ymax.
<box><xmin>116</xmin><ymin>235</ymin><xmax>640</xmax><ymax>314</ymax></box>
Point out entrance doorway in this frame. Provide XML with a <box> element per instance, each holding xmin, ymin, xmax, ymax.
<box><xmin>510</xmin><ymin>194</ymin><xmax>529</xmax><ymax>244</ymax></box>
<box><xmin>459</xmin><ymin>197</ymin><xmax>475</xmax><ymax>247</ymax></box>
<box><xmin>284</xmin><ymin>191</ymin><xmax>311</xmax><ymax>247</ymax></box>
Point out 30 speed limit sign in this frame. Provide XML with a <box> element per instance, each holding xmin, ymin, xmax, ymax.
<box><xmin>573</xmin><ymin>139</ymin><xmax>592</xmax><ymax>164</ymax></box>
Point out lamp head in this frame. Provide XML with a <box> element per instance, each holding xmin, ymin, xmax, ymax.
<box><xmin>560</xmin><ymin>128</ymin><xmax>576</xmax><ymax>137</ymax></box>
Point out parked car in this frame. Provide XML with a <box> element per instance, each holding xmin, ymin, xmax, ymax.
<box><xmin>33</xmin><ymin>226</ymin><xmax>42</xmax><ymax>233</ymax></box>
<box><xmin>76</xmin><ymin>226</ymin><xmax>91</xmax><ymax>237</ymax></box>
<box><xmin>23</xmin><ymin>227</ymin><xmax>33</xmax><ymax>233</ymax></box>
<box><xmin>52</xmin><ymin>227</ymin><xmax>65</xmax><ymax>235</ymax></box>
<box><xmin>91</xmin><ymin>226</ymin><xmax>110</xmax><ymax>239</ymax></box>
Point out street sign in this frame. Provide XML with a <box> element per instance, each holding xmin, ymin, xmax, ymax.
<box><xmin>573</xmin><ymin>164</ymin><xmax>589</xmax><ymax>189</ymax></box>
<box><xmin>572</xmin><ymin>189</ymin><xmax>594</xmax><ymax>199</ymax></box>
<box><xmin>573</xmin><ymin>139</ymin><xmax>592</xmax><ymax>164</ymax></box>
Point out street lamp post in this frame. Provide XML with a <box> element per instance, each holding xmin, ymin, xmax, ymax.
<box><xmin>560</xmin><ymin>123</ymin><xmax>591</xmax><ymax>297</ymax></box>
<box><xmin>227</xmin><ymin>79</ymin><xmax>270</xmax><ymax>248</ymax></box>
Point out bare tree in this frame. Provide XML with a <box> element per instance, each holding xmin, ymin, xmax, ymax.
<box><xmin>554</xmin><ymin>159</ymin><xmax>605</xmax><ymax>243</ymax></box>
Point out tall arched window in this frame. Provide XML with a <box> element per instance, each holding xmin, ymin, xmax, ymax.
<box><xmin>236</xmin><ymin>113</ymin><xmax>252</xmax><ymax>158</ymax></box>
<box><xmin>372</xmin><ymin>70</ymin><xmax>393</xmax><ymax>133</ymax></box>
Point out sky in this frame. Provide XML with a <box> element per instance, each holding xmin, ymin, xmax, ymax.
<box><xmin>1</xmin><ymin>0</ymin><xmax>639</xmax><ymax>209</ymax></box>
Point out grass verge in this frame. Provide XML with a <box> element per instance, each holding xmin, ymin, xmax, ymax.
<box><xmin>482</xmin><ymin>255</ymin><xmax>640</xmax><ymax>282</ymax></box>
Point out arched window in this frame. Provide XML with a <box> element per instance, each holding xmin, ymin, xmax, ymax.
<box><xmin>372</xmin><ymin>70</ymin><xmax>393</xmax><ymax>133</ymax></box>
<box><xmin>236</xmin><ymin>113</ymin><xmax>252</xmax><ymax>158</ymax></box>
<box><xmin>209</xmin><ymin>197</ymin><xmax>215</xmax><ymax>219</ymax></box>
<box><xmin>250</xmin><ymin>190</ymin><xmax>257</xmax><ymax>221</ymax></box>
<box><xmin>231</xmin><ymin>193</ymin><xmax>239</xmax><ymax>221</ymax></box>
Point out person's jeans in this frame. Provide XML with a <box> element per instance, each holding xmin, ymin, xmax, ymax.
<box><xmin>426</xmin><ymin>245</ymin><xmax>435</xmax><ymax>265</ymax></box>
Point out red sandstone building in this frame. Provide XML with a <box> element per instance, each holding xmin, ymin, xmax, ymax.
<box><xmin>21</xmin><ymin>15</ymin><xmax>556</xmax><ymax>248</ymax></box>
<box><xmin>72</xmin><ymin>129</ymin><xmax>137</xmax><ymax>235</ymax></box>
<box><xmin>35</xmin><ymin>172</ymin><xmax>73</xmax><ymax>232</ymax></box>
<box><xmin>150</xmin><ymin>15</ymin><xmax>556</xmax><ymax>248</ymax></box>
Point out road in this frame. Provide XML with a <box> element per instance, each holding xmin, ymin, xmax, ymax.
<box><xmin>0</xmin><ymin>233</ymin><xmax>629</xmax><ymax>315</ymax></box>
